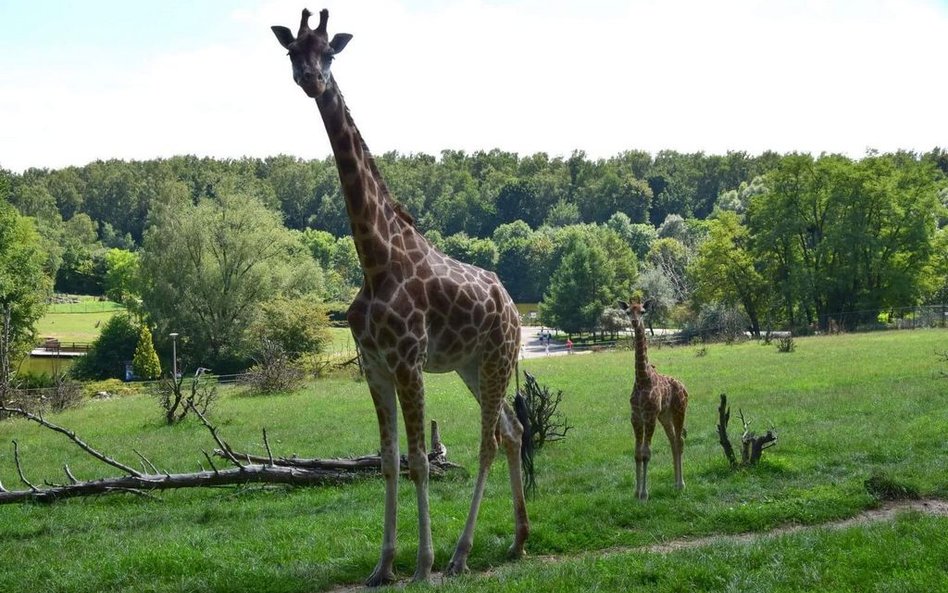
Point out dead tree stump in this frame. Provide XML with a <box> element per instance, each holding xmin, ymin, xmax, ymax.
<box><xmin>717</xmin><ymin>393</ymin><xmax>777</xmax><ymax>468</ymax></box>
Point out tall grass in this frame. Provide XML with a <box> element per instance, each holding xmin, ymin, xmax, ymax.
<box><xmin>0</xmin><ymin>330</ymin><xmax>945</xmax><ymax>592</ymax></box>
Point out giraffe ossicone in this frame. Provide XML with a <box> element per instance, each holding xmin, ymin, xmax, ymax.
<box><xmin>272</xmin><ymin>8</ymin><xmax>530</xmax><ymax>586</ymax></box>
<box><xmin>618</xmin><ymin>296</ymin><xmax>689</xmax><ymax>501</ymax></box>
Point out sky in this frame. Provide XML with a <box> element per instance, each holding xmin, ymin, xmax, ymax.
<box><xmin>1</xmin><ymin>0</ymin><xmax>946</xmax><ymax>173</ymax></box>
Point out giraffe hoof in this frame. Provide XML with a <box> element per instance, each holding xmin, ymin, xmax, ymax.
<box><xmin>410</xmin><ymin>568</ymin><xmax>431</xmax><ymax>584</ymax></box>
<box><xmin>444</xmin><ymin>559</ymin><xmax>469</xmax><ymax>577</ymax></box>
<box><xmin>365</xmin><ymin>567</ymin><xmax>396</xmax><ymax>587</ymax></box>
<box><xmin>506</xmin><ymin>543</ymin><xmax>526</xmax><ymax>560</ymax></box>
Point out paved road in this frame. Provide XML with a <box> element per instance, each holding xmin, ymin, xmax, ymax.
<box><xmin>520</xmin><ymin>326</ymin><xmax>590</xmax><ymax>359</ymax></box>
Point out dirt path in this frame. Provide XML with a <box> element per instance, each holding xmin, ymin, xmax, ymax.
<box><xmin>325</xmin><ymin>498</ymin><xmax>947</xmax><ymax>592</ymax></box>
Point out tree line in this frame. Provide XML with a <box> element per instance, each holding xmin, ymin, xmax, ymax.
<box><xmin>1</xmin><ymin>148</ymin><xmax>945</xmax><ymax>376</ymax></box>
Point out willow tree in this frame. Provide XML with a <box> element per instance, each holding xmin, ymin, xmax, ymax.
<box><xmin>140</xmin><ymin>192</ymin><xmax>322</xmax><ymax>372</ymax></box>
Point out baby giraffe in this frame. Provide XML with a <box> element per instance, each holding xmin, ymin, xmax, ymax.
<box><xmin>619</xmin><ymin>297</ymin><xmax>688</xmax><ymax>501</ymax></box>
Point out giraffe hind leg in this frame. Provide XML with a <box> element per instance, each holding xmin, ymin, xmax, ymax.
<box><xmin>660</xmin><ymin>416</ymin><xmax>685</xmax><ymax>491</ymax></box>
<box><xmin>498</xmin><ymin>400</ymin><xmax>529</xmax><ymax>558</ymax></box>
<box><xmin>447</xmin><ymin>363</ymin><xmax>513</xmax><ymax>575</ymax></box>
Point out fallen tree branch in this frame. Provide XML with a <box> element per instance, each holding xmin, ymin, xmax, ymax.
<box><xmin>0</xmin><ymin>405</ymin><xmax>463</xmax><ymax>505</ymax></box>
<box><xmin>0</xmin><ymin>462</ymin><xmax>357</xmax><ymax>504</ymax></box>
<box><xmin>213</xmin><ymin>420</ymin><xmax>463</xmax><ymax>475</ymax></box>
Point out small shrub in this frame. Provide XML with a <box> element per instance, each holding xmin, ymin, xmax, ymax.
<box><xmin>1</xmin><ymin>374</ymin><xmax>83</xmax><ymax>417</ymax></box>
<box><xmin>152</xmin><ymin>370</ymin><xmax>218</xmax><ymax>425</ymax></box>
<box><xmin>864</xmin><ymin>473</ymin><xmax>920</xmax><ymax>501</ymax></box>
<box><xmin>520</xmin><ymin>371</ymin><xmax>572</xmax><ymax>450</ymax></box>
<box><xmin>776</xmin><ymin>336</ymin><xmax>796</xmax><ymax>353</ymax></box>
<box><xmin>81</xmin><ymin>378</ymin><xmax>141</xmax><ymax>399</ymax></box>
<box><xmin>241</xmin><ymin>340</ymin><xmax>304</xmax><ymax>395</ymax></box>
<box><xmin>681</xmin><ymin>303</ymin><xmax>749</xmax><ymax>344</ymax></box>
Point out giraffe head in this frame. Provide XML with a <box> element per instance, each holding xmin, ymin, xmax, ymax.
<box><xmin>618</xmin><ymin>297</ymin><xmax>651</xmax><ymax>325</ymax></box>
<box><xmin>272</xmin><ymin>9</ymin><xmax>352</xmax><ymax>99</ymax></box>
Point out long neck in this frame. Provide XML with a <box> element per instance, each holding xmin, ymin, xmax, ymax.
<box><xmin>632</xmin><ymin>317</ymin><xmax>651</xmax><ymax>387</ymax></box>
<box><xmin>315</xmin><ymin>79</ymin><xmax>419</xmax><ymax>282</ymax></box>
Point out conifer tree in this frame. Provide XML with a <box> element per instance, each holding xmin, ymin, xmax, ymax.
<box><xmin>132</xmin><ymin>325</ymin><xmax>161</xmax><ymax>380</ymax></box>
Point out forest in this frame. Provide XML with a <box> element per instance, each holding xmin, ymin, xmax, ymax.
<box><xmin>1</xmin><ymin>147</ymin><xmax>946</xmax><ymax>373</ymax></box>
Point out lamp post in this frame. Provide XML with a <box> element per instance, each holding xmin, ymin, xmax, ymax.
<box><xmin>169</xmin><ymin>333</ymin><xmax>179</xmax><ymax>379</ymax></box>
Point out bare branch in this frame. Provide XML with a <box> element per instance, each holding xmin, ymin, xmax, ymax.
<box><xmin>64</xmin><ymin>464</ymin><xmax>78</xmax><ymax>484</ymax></box>
<box><xmin>13</xmin><ymin>440</ymin><xmax>38</xmax><ymax>491</ymax></box>
<box><xmin>134</xmin><ymin>449</ymin><xmax>161</xmax><ymax>475</ymax></box>
<box><xmin>185</xmin><ymin>400</ymin><xmax>242</xmax><ymax>468</ymax></box>
<box><xmin>262</xmin><ymin>428</ymin><xmax>274</xmax><ymax>466</ymax></box>
<box><xmin>202</xmin><ymin>450</ymin><xmax>220</xmax><ymax>475</ymax></box>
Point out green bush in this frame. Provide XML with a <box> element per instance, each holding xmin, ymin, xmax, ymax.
<box><xmin>70</xmin><ymin>314</ymin><xmax>139</xmax><ymax>380</ymax></box>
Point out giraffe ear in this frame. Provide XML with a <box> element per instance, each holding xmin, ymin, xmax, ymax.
<box><xmin>272</xmin><ymin>26</ymin><xmax>295</xmax><ymax>49</ymax></box>
<box><xmin>642</xmin><ymin>299</ymin><xmax>653</xmax><ymax>313</ymax></box>
<box><xmin>329</xmin><ymin>33</ymin><xmax>353</xmax><ymax>54</ymax></box>
<box><xmin>617</xmin><ymin>300</ymin><xmax>629</xmax><ymax>311</ymax></box>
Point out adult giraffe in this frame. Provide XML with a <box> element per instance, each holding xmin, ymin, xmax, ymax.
<box><xmin>271</xmin><ymin>9</ymin><xmax>529</xmax><ymax>586</ymax></box>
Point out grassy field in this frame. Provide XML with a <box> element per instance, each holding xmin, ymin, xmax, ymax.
<box><xmin>0</xmin><ymin>329</ymin><xmax>945</xmax><ymax>592</ymax></box>
<box><xmin>35</xmin><ymin>302</ymin><xmax>124</xmax><ymax>343</ymax></box>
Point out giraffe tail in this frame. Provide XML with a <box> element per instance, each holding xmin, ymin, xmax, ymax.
<box><xmin>514</xmin><ymin>380</ymin><xmax>536</xmax><ymax>494</ymax></box>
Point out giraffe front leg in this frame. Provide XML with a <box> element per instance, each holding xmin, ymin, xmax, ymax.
<box><xmin>633</xmin><ymin>415</ymin><xmax>655</xmax><ymax>502</ymax></box>
<box><xmin>397</xmin><ymin>372</ymin><xmax>434</xmax><ymax>584</ymax></box>
<box><xmin>365</xmin><ymin>369</ymin><xmax>398</xmax><ymax>587</ymax></box>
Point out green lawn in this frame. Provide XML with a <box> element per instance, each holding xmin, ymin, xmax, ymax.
<box><xmin>35</xmin><ymin>300</ymin><xmax>124</xmax><ymax>344</ymax></box>
<box><xmin>0</xmin><ymin>329</ymin><xmax>945</xmax><ymax>592</ymax></box>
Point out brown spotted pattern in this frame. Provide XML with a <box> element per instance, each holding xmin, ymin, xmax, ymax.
<box><xmin>272</xmin><ymin>9</ymin><xmax>528</xmax><ymax>586</ymax></box>
<box><xmin>620</xmin><ymin>297</ymin><xmax>688</xmax><ymax>501</ymax></box>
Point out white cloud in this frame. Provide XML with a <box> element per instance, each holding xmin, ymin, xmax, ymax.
<box><xmin>1</xmin><ymin>0</ymin><xmax>945</xmax><ymax>172</ymax></box>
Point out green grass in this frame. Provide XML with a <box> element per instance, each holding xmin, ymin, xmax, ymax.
<box><xmin>325</xmin><ymin>326</ymin><xmax>358</xmax><ymax>357</ymax></box>
<box><xmin>35</xmin><ymin>309</ymin><xmax>123</xmax><ymax>343</ymax></box>
<box><xmin>46</xmin><ymin>297</ymin><xmax>125</xmax><ymax>314</ymax></box>
<box><xmin>436</xmin><ymin>511</ymin><xmax>948</xmax><ymax>593</ymax></box>
<box><xmin>0</xmin><ymin>330</ymin><xmax>946</xmax><ymax>592</ymax></box>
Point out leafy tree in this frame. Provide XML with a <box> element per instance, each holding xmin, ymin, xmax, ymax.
<box><xmin>0</xmin><ymin>201</ymin><xmax>52</xmax><ymax>377</ymax></box>
<box><xmin>634</xmin><ymin>266</ymin><xmax>676</xmax><ymax>331</ymax></box>
<box><xmin>442</xmin><ymin>232</ymin><xmax>498</xmax><ymax>271</ymax></box>
<box><xmin>103</xmin><ymin>249</ymin><xmax>141</xmax><ymax>310</ymax></box>
<box><xmin>599</xmin><ymin>306</ymin><xmax>629</xmax><ymax>339</ymax></box>
<box><xmin>647</xmin><ymin>237</ymin><xmax>693</xmax><ymax>303</ymax></box>
<box><xmin>132</xmin><ymin>325</ymin><xmax>161</xmax><ymax>379</ymax></box>
<box><xmin>55</xmin><ymin>213</ymin><xmax>106</xmax><ymax>295</ymax></box>
<box><xmin>690</xmin><ymin>211</ymin><xmax>769</xmax><ymax>336</ymax></box>
<box><xmin>140</xmin><ymin>192</ymin><xmax>321</xmax><ymax>371</ymax></box>
<box><xmin>750</xmin><ymin>153</ymin><xmax>941</xmax><ymax>329</ymax></box>
<box><xmin>540</xmin><ymin>236</ymin><xmax>614</xmax><ymax>336</ymax></box>
<box><xmin>70</xmin><ymin>314</ymin><xmax>139</xmax><ymax>380</ymax></box>
<box><xmin>544</xmin><ymin>199</ymin><xmax>581</xmax><ymax>227</ymax></box>
<box><xmin>326</xmin><ymin>235</ymin><xmax>361</xmax><ymax>302</ymax></box>
<box><xmin>657</xmin><ymin>214</ymin><xmax>689</xmax><ymax>243</ymax></box>
<box><xmin>248</xmin><ymin>297</ymin><xmax>332</xmax><ymax>359</ymax></box>
<box><xmin>298</xmin><ymin>228</ymin><xmax>335</xmax><ymax>270</ymax></box>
